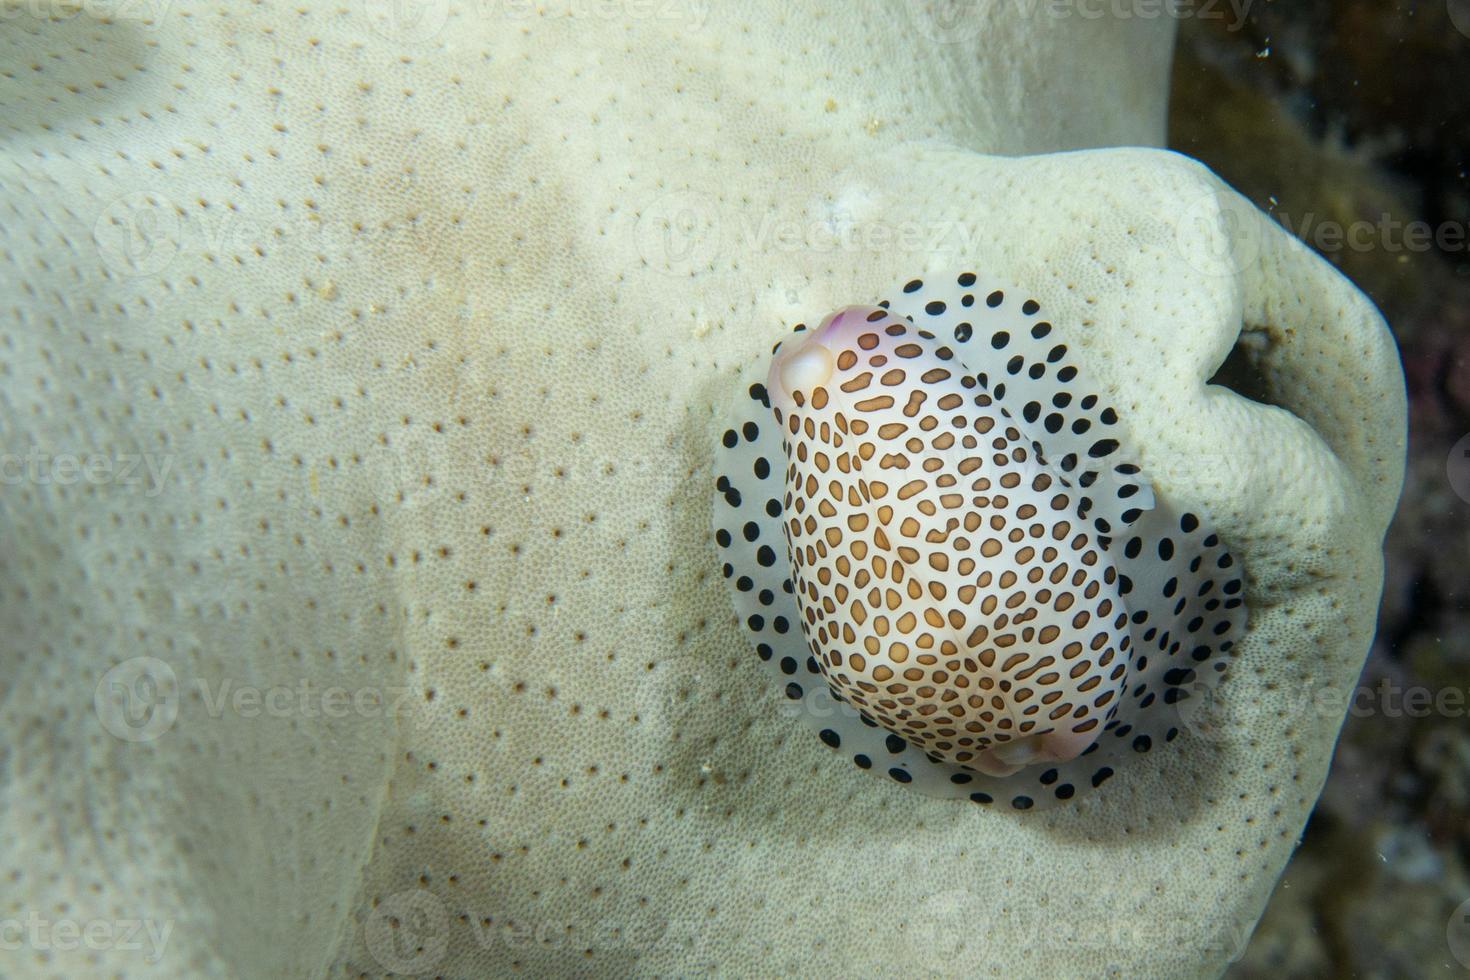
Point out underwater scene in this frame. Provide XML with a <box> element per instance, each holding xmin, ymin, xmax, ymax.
<box><xmin>0</xmin><ymin>1</ymin><xmax>1464</xmax><ymax>977</ymax></box>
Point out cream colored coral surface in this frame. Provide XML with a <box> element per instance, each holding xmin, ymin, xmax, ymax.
<box><xmin>0</xmin><ymin>3</ymin><xmax>1405</xmax><ymax>977</ymax></box>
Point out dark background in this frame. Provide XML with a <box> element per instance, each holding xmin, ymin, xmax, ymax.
<box><xmin>1167</xmin><ymin>4</ymin><xmax>1470</xmax><ymax>976</ymax></box>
